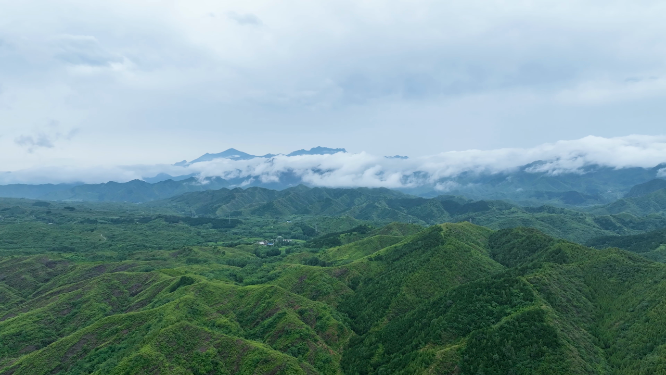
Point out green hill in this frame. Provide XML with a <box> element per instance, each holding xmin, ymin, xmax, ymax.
<box><xmin>625</xmin><ymin>179</ymin><xmax>666</xmax><ymax>198</ymax></box>
<box><xmin>339</xmin><ymin>226</ymin><xmax>666</xmax><ymax>374</ymax></box>
<box><xmin>42</xmin><ymin>178</ymin><xmax>231</xmax><ymax>203</ymax></box>
<box><xmin>586</xmin><ymin>228</ymin><xmax>666</xmax><ymax>261</ymax></box>
<box><xmin>3</xmin><ymin>162</ymin><xmax>664</xmax><ymax>205</ymax></box>
<box><xmin>6</xmin><ymin>190</ymin><xmax>666</xmax><ymax>373</ymax></box>
<box><xmin>592</xmin><ymin>188</ymin><xmax>666</xmax><ymax>216</ymax></box>
<box><xmin>162</xmin><ymin>186</ymin><xmax>666</xmax><ymax>244</ymax></box>
<box><xmin>0</xmin><ymin>256</ymin><xmax>351</xmax><ymax>374</ymax></box>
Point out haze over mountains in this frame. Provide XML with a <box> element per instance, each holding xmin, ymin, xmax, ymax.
<box><xmin>3</xmin><ymin>136</ymin><xmax>666</xmax><ymax>207</ymax></box>
<box><xmin>4</xmin><ymin>136</ymin><xmax>666</xmax><ymax>186</ymax></box>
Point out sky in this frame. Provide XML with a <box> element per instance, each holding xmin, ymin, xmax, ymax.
<box><xmin>1</xmin><ymin>0</ymin><xmax>666</xmax><ymax>178</ymax></box>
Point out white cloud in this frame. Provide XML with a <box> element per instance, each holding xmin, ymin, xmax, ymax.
<box><xmin>1</xmin><ymin>0</ymin><xmax>666</xmax><ymax>165</ymax></box>
<box><xmin>14</xmin><ymin>121</ymin><xmax>79</xmax><ymax>153</ymax></box>
<box><xmin>3</xmin><ymin>135</ymin><xmax>665</xmax><ymax>187</ymax></box>
<box><xmin>188</xmin><ymin>135</ymin><xmax>666</xmax><ymax>188</ymax></box>
<box><xmin>434</xmin><ymin>181</ymin><xmax>461</xmax><ymax>192</ymax></box>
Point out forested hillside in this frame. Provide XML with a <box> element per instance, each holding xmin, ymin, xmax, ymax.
<box><xmin>161</xmin><ymin>185</ymin><xmax>666</xmax><ymax>244</ymax></box>
<box><xmin>2</xmin><ymin>182</ymin><xmax>666</xmax><ymax>374</ymax></box>
<box><xmin>591</xmin><ymin>188</ymin><xmax>666</xmax><ymax>216</ymax></box>
<box><xmin>2</xmin><ymin>195</ymin><xmax>666</xmax><ymax>373</ymax></box>
<box><xmin>586</xmin><ymin>227</ymin><xmax>666</xmax><ymax>261</ymax></box>
<box><xmin>625</xmin><ymin>179</ymin><xmax>666</xmax><ymax>198</ymax></box>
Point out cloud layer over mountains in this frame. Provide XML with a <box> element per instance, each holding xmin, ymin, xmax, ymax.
<box><xmin>2</xmin><ymin>135</ymin><xmax>666</xmax><ymax>188</ymax></box>
<box><xmin>2</xmin><ymin>0</ymin><xmax>666</xmax><ymax>166</ymax></box>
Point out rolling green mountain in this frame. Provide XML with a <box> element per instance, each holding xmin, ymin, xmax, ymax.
<box><xmin>625</xmin><ymin>179</ymin><xmax>666</xmax><ymax>198</ymax></box>
<box><xmin>4</xmin><ymin>182</ymin><xmax>666</xmax><ymax>254</ymax></box>
<box><xmin>167</xmin><ymin>185</ymin><xmax>415</xmax><ymax>217</ymax></box>
<box><xmin>0</xmin><ymin>183</ymin><xmax>79</xmax><ymax>200</ymax></box>
<box><xmin>338</xmin><ymin>225</ymin><xmax>666</xmax><ymax>374</ymax></box>
<box><xmin>4</xmin><ymin>217</ymin><xmax>666</xmax><ymax>374</ymax></box>
<box><xmin>40</xmin><ymin>178</ymin><xmax>231</xmax><ymax>203</ymax></box>
<box><xmin>0</xmin><ymin>256</ymin><xmax>350</xmax><ymax>374</ymax></box>
<box><xmin>591</xmin><ymin>188</ymin><xmax>666</xmax><ymax>216</ymax></box>
<box><xmin>0</xmin><ymin>197</ymin><xmax>372</xmax><ymax>257</ymax></box>
<box><xmin>0</xmin><ymin>178</ymin><xmax>233</xmax><ymax>203</ymax></box>
<box><xmin>163</xmin><ymin>185</ymin><xmax>666</xmax><ymax>244</ymax></box>
<box><xmin>5</xmin><ymin>184</ymin><xmax>666</xmax><ymax>374</ymax></box>
<box><xmin>421</xmin><ymin>164</ymin><xmax>666</xmax><ymax>205</ymax></box>
<box><xmin>586</xmin><ymin>227</ymin><xmax>666</xmax><ymax>261</ymax></box>
<box><xmin>2</xmin><ymin>163</ymin><xmax>664</xmax><ymax>207</ymax></box>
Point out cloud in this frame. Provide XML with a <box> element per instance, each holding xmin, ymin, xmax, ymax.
<box><xmin>14</xmin><ymin>121</ymin><xmax>79</xmax><ymax>153</ymax></box>
<box><xmin>15</xmin><ymin>134</ymin><xmax>55</xmax><ymax>150</ymax></box>
<box><xmin>52</xmin><ymin>35</ymin><xmax>123</xmax><ymax>67</ymax></box>
<box><xmin>2</xmin><ymin>0</ymin><xmax>666</xmax><ymax>166</ymax></box>
<box><xmin>556</xmin><ymin>76</ymin><xmax>666</xmax><ymax>105</ymax></box>
<box><xmin>226</xmin><ymin>11</ymin><xmax>262</xmax><ymax>26</ymax></box>
<box><xmin>434</xmin><ymin>181</ymin><xmax>462</xmax><ymax>192</ymax></box>
<box><xmin>185</xmin><ymin>135</ymin><xmax>666</xmax><ymax>188</ymax></box>
<box><xmin>3</xmin><ymin>135</ymin><xmax>666</xmax><ymax>186</ymax></box>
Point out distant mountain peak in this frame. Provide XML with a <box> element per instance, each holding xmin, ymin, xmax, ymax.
<box><xmin>191</xmin><ymin>148</ymin><xmax>255</xmax><ymax>162</ymax></box>
<box><xmin>178</xmin><ymin>146</ymin><xmax>347</xmax><ymax>166</ymax></box>
<box><xmin>178</xmin><ymin>148</ymin><xmax>257</xmax><ymax>165</ymax></box>
<box><xmin>286</xmin><ymin>147</ymin><xmax>346</xmax><ymax>157</ymax></box>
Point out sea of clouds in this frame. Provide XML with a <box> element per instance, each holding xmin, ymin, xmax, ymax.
<box><xmin>2</xmin><ymin>135</ymin><xmax>666</xmax><ymax>187</ymax></box>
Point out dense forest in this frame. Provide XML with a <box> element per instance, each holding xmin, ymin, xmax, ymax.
<box><xmin>2</xmin><ymin>183</ymin><xmax>666</xmax><ymax>374</ymax></box>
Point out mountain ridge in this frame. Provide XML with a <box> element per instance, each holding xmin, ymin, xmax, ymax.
<box><xmin>176</xmin><ymin>146</ymin><xmax>347</xmax><ymax>166</ymax></box>
<box><xmin>2</xmin><ymin>163</ymin><xmax>666</xmax><ymax>212</ymax></box>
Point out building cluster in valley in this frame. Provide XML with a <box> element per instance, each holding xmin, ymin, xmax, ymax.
<box><xmin>256</xmin><ymin>236</ymin><xmax>293</xmax><ymax>246</ymax></box>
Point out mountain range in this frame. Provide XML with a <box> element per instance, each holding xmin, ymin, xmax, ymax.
<box><xmin>2</xmin><ymin>144</ymin><xmax>666</xmax><ymax>211</ymax></box>
<box><xmin>174</xmin><ymin>146</ymin><xmax>348</xmax><ymax>167</ymax></box>
<box><xmin>2</xmin><ymin>170</ymin><xmax>666</xmax><ymax>218</ymax></box>
<box><xmin>159</xmin><ymin>185</ymin><xmax>666</xmax><ymax>247</ymax></box>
